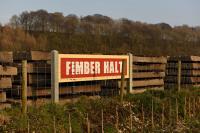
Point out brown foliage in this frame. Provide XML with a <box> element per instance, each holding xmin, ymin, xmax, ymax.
<box><xmin>0</xmin><ymin>26</ymin><xmax>47</xmax><ymax>51</ymax></box>
<box><xmin>1</xmin><ymin>10</ymin><xmax>200</xmax><ymax>55</ymax></box>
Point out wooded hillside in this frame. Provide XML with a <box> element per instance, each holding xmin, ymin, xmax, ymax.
<box><xmin>1</xmin><ymin>9</ymin><xmax>200</xmax><ymax>55</ymax></box>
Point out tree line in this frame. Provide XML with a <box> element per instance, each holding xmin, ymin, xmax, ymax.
<box><xmin>0</xmin><ymin>9</ymin><xmax>200</xmax><ymax>55</ymax></box>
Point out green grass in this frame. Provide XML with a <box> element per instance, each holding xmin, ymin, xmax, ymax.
<box><xmin>1</xmin><ymin>88</ymin><xmax>200</xmax><ymax>132</ymax></box>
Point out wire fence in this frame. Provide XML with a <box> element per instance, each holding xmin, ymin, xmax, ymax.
<box><xmin>1</xmin><ymin>95</ymin><xmax>200</xmax><ymax>132</ymax></box>
<box><xmin>2</xmin><ymin>52</ymin><xmax>200</xmax><ymax>105</ymax></box>
<box><xmin>1</xmin><ymin>51</ymin><xmax>200</xmax><ymax>132</ymax></box>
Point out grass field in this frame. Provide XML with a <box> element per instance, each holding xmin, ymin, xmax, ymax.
<box><xmin>1</xmin><ymin>88</ymin><xmax>200</xmax><ymax>133</ymax></box>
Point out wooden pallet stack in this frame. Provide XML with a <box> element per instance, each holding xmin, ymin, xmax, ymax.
<box><xmin>12</xmin><ymin>51</ymin><xmax>101</xmax><ymax>97</ymax></box>
<box><xmin>0</xmin><ymin>52</ymin><xmax>17</xmax><ymax>102</ymax></box>
<box><xmin>165</xmin><ymin>56</ymin><xmax>200</xmax><ymax>88</ymax></box>
<box><xmin>131</xmin><ymin>56</ymin><xmax>167</xmax><ymax>93</ymax></box>
<box><xmin>12</xmin><ymin>51</ymin><xmax>51</xmax><ymax>97</ymax></box>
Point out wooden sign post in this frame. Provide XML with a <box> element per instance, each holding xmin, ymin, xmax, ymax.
<box><xmin>120</xmin><ymin>59</ymin><xmax>126</xmax><ymax>103</ymax></box>
<box><xmin>128</xmin><ymin>53</ymin><xmax>133</xmax><ymax>93</ymax></box>
<box><xmin>22</xmin><ymin>60</ymin><xmax>27</xmax><ymax>114</ymax></box>
<box><xmin>51</xmin><ymin>50</ymin><xmax>59</xmax><ymax>103</ymax></box>
<box><xmin>177</xmin><ymin>60</ymin><xmax>181</xmax><ymax>92</ymax></box>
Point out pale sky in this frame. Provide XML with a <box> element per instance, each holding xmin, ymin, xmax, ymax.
<box><xmin>0</xmin><ymin>0</ymin><xmax>199</xmax><ymax>26</ymax></box>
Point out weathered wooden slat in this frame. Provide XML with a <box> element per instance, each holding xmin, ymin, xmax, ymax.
<box><xmin>132</xmin><ymin>56</ymin><xmax>167</xmax><ymax>64</ymax></box>
<box><xmin>165</xmin><ymin>83</ymin><xmax>200</xmax><ymax>87</ymax></box>
<box><xmin>164</xmin><ymin>83</ymin><xmax>195</xmax><ymax>89</ymax></box>
<box><xmin>28</xmin><ymin>63</ymin><xmax>51</xmax><ymax>73</ymax></box>
<box><xmin>165</xmin><ymin>76</ymin><xmax>200</xmax><ymax>84</ymax></box>
<box><xmin>190</xmin><ymin>56</ymin><xmax>200</xmax><ymax>62</ymax></box>
<box><xmin>133</xmin><ymin>85</ymin><xmax>164</xmax><ymax>90</ymax></box>
<box><xmin>167</xmin><ymin>56</ymin><xmax>186</xmax><ymax>62</ymax></box>
<box><xmin>14</xmin><ymin>51</ymin><xmax>50</xmax><ymax>61</ymax></box>
<box><xmin>167</xmin><ymin>62</ymin><xmax>200</xmax><ymax>70</ymax></box>
<box><xmin>132</xmin><ymin>79</ymin><xmax>164</xmax><ymax>87</ymax></box>
<box><xmin>130</xmin><ymin>89</ymin><xmax>146</xmax><ymax>94</ymax></box>
<box><xmin>0</xmin><ymin>91</ymin><xmax>6</xmax><ymax>102</ymax></box>
<box><xmin>0</xmin><ymin>78</ymin><xmax>12</xmax><ymax>88</ymax></box>
<box><xmin>0</xmin><ymin>65</ymin><xmax>17</xmax><ymax>75</ymax></box>
<box><xmin>133</xmin><ymin>64</ymin><xmax>166</xmax><ymax>71</ymax></box>
<box><xmin>184</xmin><ymin>63</ymin><xmax>200</xmax><ymax>69</ymax></box>
<box><xmin>133</xmin><ymin>72</ymin><xmax>165</xmax><ymax>79</ymax></box>
<box><xmin>118</xmin><ymin>79</ymin><xmax>165</xmax><ymax>88</ymax></box>
<box><xmin>0</xmin><ymin>51</ymin><xmax>13</xmax><ymax>63</ymax></box>
<box><xmin>17</xmin><ymin>63</ymin><xmax>51</xmax><ymax>73</ymax></box>
<box><xmin>11</xmin><ymin>86</ymin><xmax>51</xmax><ymax>97</ymax></box>
<box><xmin>168</xmin><ymin>56</ymin><xmax>200</xmax><ymax>62</ymax></box>
<box><xmin>28</xmin><ymin>74</ymin><xmax>51</xmax><ymax>86</ymax></box>
<box><xmin>166</xmin><ymin>69</ymin><xmax>200</xmax><ymax>76</ymax></box>
<box><xmin>60</xmin><ymin>85</ymin><xmax>101</xmax><ymax>94</ymax></box>
<box><xmin>12</xmin><ymin>85</ymin><xmax>101</xmax><ymax>97</ymax></box>
<box><xmin>101</xmin><ymin>80</ymin><xmax>119</xmax><ymax>88</ymax></box>
<box><xmin>164</xmin><ymin>83</ymin><xmax>177</xmax><ymax>89</ymax></box>
<box><xmin>31</xmin><ymin>51</ymin><xmax>51</xmax><ymax>61</ymax></box>
<box><xmin>13</xmin><ymin>74</ymin><xmax>51</xmax><ymax>87</ymax></box>
<box><xmin>166</xmin><ymin>62</ymin><xmax>178</xmax><ymax>69</ymax></box>
<box><xmin>131</xmin><ymin>87</ymin><xmax>164</xmax><ymax>94</ymax></box>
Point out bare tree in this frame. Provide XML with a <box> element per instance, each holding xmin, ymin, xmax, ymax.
<box><xmin>9</xmin><ymin>15</ymin><xmax>20</xmax><ymax>29</ymax></box>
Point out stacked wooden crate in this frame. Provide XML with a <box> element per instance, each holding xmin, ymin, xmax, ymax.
<box><xmin>131</xmin><ymin>56</ymin><xmax>167</xmax><ymax>93</ymax></box>
<box><xmin>0</xmin><ymin>52</ymin><xmax>17</xmax><ymax>102</ymax></box>
<box><xmin>165</xmin><ymin>56</ymin><xmax>200</xmax><ymax>88</ymax></box>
